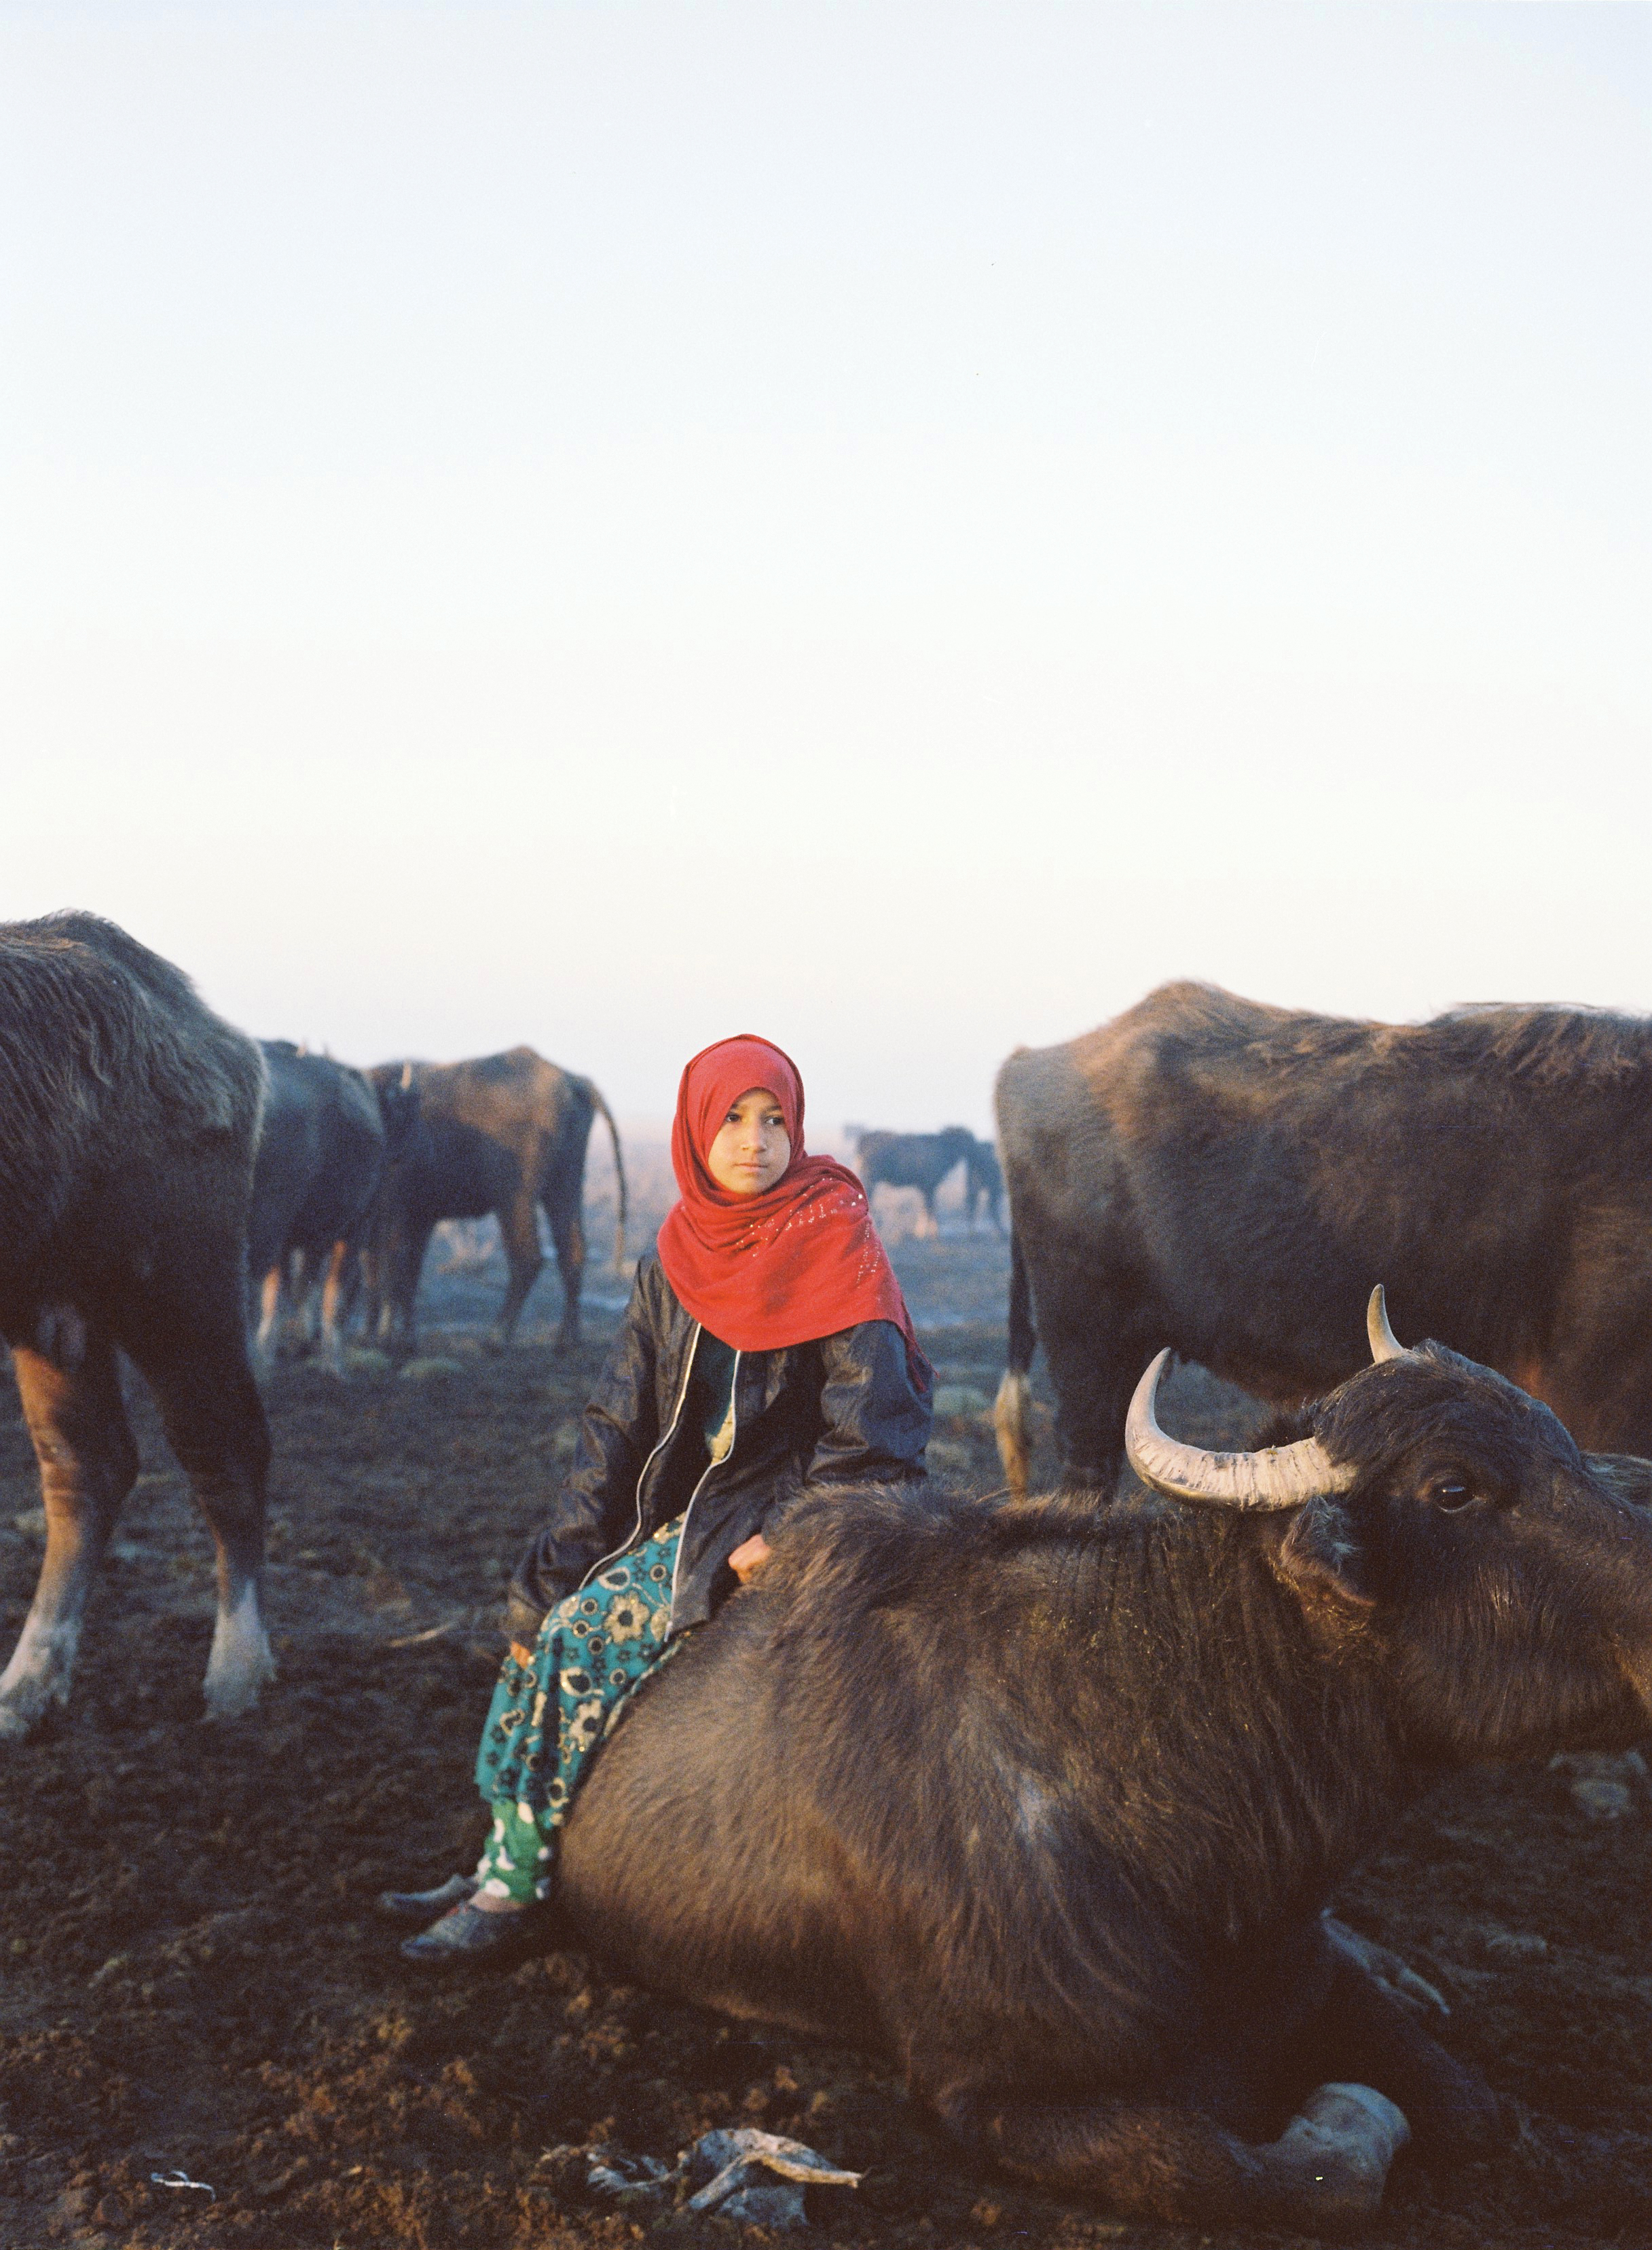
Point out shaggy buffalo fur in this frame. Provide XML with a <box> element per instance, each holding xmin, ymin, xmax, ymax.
<box><xmin>0</xmin><ymin>912</ymin><xmax>263</xmax><ymax>1282</ymax></box>
<box><xmin>0</xmin><ymin>911</ymin><xmax>272</xmax><ymax>1733</ymax></box>
<box><xmin>994</xmin><ymin>980</ymin><xmax>1652</xmax><ymax>1494</ymax></box>
<box><xmin>557</xmin><ymin>1342</ymin><xmax>1652</xmax><ymax>2229</ymax></box>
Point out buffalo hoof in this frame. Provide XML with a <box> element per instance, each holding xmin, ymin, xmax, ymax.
<box><xmin>201</xmin><ymin>1657</ymin><xmax>276</xmax><ymax>1722</ymax></box>
<box><xmin>0</xmin><ymin>1693</ymin><xmax>50</xmax><ymax>1742</ymax></box>
<box><xmin>0</xmin><ymin>1678</ymin><xmax>69</xmax><ymax>1740</ymax></box>
<box><xmin>1322</xmin><ymin>1913</ymin><xmax>1449</xmax><ymax>2017</ymax></box>
<box><xmin>202</xmin><ymin>1583</ymin><xmax>276</xmax><ymax>1721</ymax></box>
<box><xmin>0</xmin><ymin>1620</ymin><xmax>77</xmax><ymax>1739</ymax></box>
<box><xmin>1272</xmin><ymin>2082</ymin><xmax>1410</xmax><ymax>2235</ymax></box>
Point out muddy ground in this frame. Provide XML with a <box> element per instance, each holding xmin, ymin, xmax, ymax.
<box><xmin>2</xmin><ymin>1223</ymin><xmax>1651</xmax><ymax>2250</ymax></box>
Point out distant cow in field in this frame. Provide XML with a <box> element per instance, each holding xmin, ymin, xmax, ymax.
<box><xmin>362</xmin><ymin>1048</ymin><xmax>626</xmax><ymax>1354</ymax></box>
<box><xmin>0</xmin><ymin>912</ymin><xmax>272</xmax><ymax>1736</ymax></box>
<box><xmin>854</xmin><ymin>1126</ymin><xmax>977</xmax><ymax>1238</ymax></box>
<box><xmin>247</xmin><ymin>1044</ymin><xmax>418</xmax><ymax>1375</ymax></box>
<box><xmin>995</xmin><ymin>979</ymin><xmax>1652</xmax><ymax>1495</ymax></box>
<box><xmin>964</xmin><ymin>1137</ymin><xmax>1005</xmax><ymax>1232</ymax></box>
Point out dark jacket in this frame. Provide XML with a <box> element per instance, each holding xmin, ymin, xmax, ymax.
<box><xmin>506</xmin><ymin>1253</ymin><xmax>932</xmax><ymax>1643</ymax></box>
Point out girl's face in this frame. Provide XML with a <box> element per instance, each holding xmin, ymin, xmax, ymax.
<box><xmin>706</xmin><ymin>1086</ymin><xmax>792</xmax><ymax>1196</ymax></box>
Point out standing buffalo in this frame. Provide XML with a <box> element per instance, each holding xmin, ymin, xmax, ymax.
<box><xmin>0</xmin><ymin>912</ymin><xmax>272</xmax><ymax>1735</ymax></box>
<box><xmin>555</xmin><ymin>1298</ymin><xmax>1652</xmax><ymax>2230</ymax></box>
<box><xmin>854</xmin><ymin>1126</ymin><xmax>978</xmax><ymax>1238</ymax></box>
<box><xmin>248</xmin><ymin>1043</ymin><xmax>418</xmax><ymax>1374</ymax></box>
<box><xmin>362</xmin><ymin>1048</ymin><xmax>626</xmax><ymax>1354</ymax></box>
<box><xmin>964</xmin><ymin>1136</ymin><xmax>1005</xmax><ymax>1232</ymax></box>
<box><xmin>995</xmin><ymin>980</ymin><xmax>1652</xmax><ymax>1496</ymax></box>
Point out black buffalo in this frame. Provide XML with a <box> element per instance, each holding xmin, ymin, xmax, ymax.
<box><xmin>248</xmin><ymin>1043</ymin><xmax>417</xmax><ymax>1375</ymax></box>
<box><xmin>0</xmin><ymin>912</ymin><xmax>272</xmax><ymax>1735</ymax></box>
<box><xmin>363</xmin><ymin>1048</ymin><xmax>626</xmax><ymax>1354</ymax></box>
<box><xmin>855</xmin><ymin>1126</ymin><xmax>978</xmax><ymax>1238</ymax></box>
<box><xmin>964</xmin><ymin>1136</ymin><xmax>1005</xmax><ymax>1232</ymax></box>
<box><xmin>555</xmin><ymin>1299</ymin><xmax>1652</xmax><ymax>2230</ymax></box>
<box><xmin>995</xmin><ymin>980</ymin><xmax>1652</xmax><ymax>1496</ymax></box>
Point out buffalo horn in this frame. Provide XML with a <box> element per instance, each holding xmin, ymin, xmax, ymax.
<box><xmin>1367</xmin><ymin>1284</ymin><xmax>1408</xmax><ymax>1364</ymax></box>
<box><xmin>1125</xmin><ymin>1349</ymin><xmax>1356</xmax><ymax>1510</ymax></box>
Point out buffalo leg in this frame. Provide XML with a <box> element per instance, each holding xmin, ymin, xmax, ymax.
<box><xmin>490</xmin><ymin>1191</ymin><xmax>545</xmax><ymax>1349</ymax></box>
<box><xmin>542</xmin><ymin>1183</ymin><xmax>587</xmax><ymax>1354</ymax></box>
<box><xmin>118</xmin><ymin>1306</ymin><xmax>274</xmax><ymax>1720</ymax></box>
<box><xmin>942</xmin><ymin>2080</ymin><xmax>1408</xmax><ymax>2233</ymax></box>
<box><xmin>1289</xmin><ymin>1942</ymin><xmax>1501</xmax><ymax>2156</ymax></box>
<box><xmin>285</xmin><ymin>1247</ymin><xmax>320</xmax><ymax>1350</ymax></box>
<box><xmin>253</xmin><ymin>1264</ymin><xmax>284</xmax><ymax>1373</ymax></box>
<box><xmin>1038</xmin><ymin>1299</ymin><xmax>1137</xmax><ymax>1493</ymax></box>
<box><xmin>1013</xmin><ymin>1227</ymin><xmax>1160</xmax><ymax>1492</ymax></box>
<box><xmin>317</xmin><ymin>1239</ymin><xmax>352</xmax><ymax>1376</ymax></box>
<box><xmin>376</xmin><ymin>1216</ymin><xmax>433</xmax><ymax>1355</ymax></box>
<box><xmin>0</xmin><ymin>1324</ymin><xmax>139</xmax><ymax>1737</ymax></box>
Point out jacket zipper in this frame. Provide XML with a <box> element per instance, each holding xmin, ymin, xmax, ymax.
<box><xmin>669</xmin><ymin>1347</ymin><xmax>741</xmax><ymax>1622</ymax></box>
<box><xmin>576</xmin><ymin>1324</ymin><xmax>702</xmax><ymax>1593</ymax></box>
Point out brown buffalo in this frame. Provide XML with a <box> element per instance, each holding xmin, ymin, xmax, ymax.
<box><xmin>995</xmin><ymin>980</ymin><xmax>1652</xmax><ymax>1496</ymax></box>
<box><xmin>0</xmin><ymin>912</ymin><xmax>272</xmax><ymax>1735</ymax></box>
<box><xmin>363</xmin><ymin>1048</ymin><xmax>626</xmax><ymax>1354</ymax></box>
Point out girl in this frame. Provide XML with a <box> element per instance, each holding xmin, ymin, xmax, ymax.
<box><xmin>391</xmin><ymin>1033</ymin><xmax>932</xmax><ymax>1963</ymax></box>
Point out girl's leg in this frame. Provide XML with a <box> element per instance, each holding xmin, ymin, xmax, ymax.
<box><xmin>401</xmin><ymin>1517</ymin><xmax>684</xmax><ymax>1960</ymax></box>
<box><xmin>471</xmin><ymin>1799</ymin><xmax>554</xmax><ymax>1911</ymax></box>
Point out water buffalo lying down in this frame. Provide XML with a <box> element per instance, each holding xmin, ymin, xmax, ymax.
<box><xmin>555</xmin><ymin>1295</ymin><xmax>1652</xmax><ymax>2232</ymax></box>
<box><xmin>0</xmin><ymin>912</ymin><xmax>272</xmax><ymax>1735</ymax></box>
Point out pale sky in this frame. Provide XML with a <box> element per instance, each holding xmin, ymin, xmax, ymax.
<box><xmin>2</xmin><ymin>1</ymin><xmax>1646</xmax><ymax>1130</ymax></box>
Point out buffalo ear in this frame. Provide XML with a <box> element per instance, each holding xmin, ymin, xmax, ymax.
<box><xmin>1584</xmin><ymin>1452</ymin><xmax>1652</xmax><ymax>1509</ymax></box>
<box><xmin>1274</xmin><ymin>1496</ymin><xmax>1376</xmax><ymax>1621</ymax></box>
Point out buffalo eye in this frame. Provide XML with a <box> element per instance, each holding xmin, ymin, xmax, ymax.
<box><xmin>1426</xmin><ymin>1477</ymin><xmax>1480</xmax><ymax>1514</ymax></box>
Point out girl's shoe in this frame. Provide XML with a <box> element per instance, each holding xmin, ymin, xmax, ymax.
<box><xmin>378</xmin><ymin>1873</ymin><xmax>477</xmax><ymax>1921</ymax></box>
<box><xmin>399</xmin><ymin>1898</ymin><xmax>549</xmax><ymax>1968</ymax></box>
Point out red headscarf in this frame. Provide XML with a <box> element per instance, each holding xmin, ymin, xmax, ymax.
<box><xmin>656</xmin><ymin>1034</ymin><xmax>925</xmax><ymax>1366</ymax></box>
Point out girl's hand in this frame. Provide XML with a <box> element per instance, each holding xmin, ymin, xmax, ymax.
<box><xmin>509</xmin><ymin>1643</ymin><xmax>534</xmax><ymax>1667</ymax></box>
<box><xmin>729</xmin><ymin>1534</ymin><xmax>772</xmax><ymax>1584</ymax></box>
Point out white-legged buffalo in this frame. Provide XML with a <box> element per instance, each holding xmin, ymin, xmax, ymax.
<box><xmin>996</xmin><ymin>981</ymin><xmax>1652</xmax><ymax>1496</ymax></box>
<box><xmin>363</xmin><ymin>1048</ymin><xmax>625</xmax><ymax>1355</ymax></box>
<box><xmin>854</xmin><ymin>1126</ymin><xmax>978</xmax><ymax>1238</ymax></box>
<box><xmin>248</xmin><ymin>1042</ymin><xmax>416</xmax><ymax>1376</ymax></box>
<box><xmin>557</xmin><ymin>1299</ymin><xmax>1652</xmax><ymax>2232</ymax></box>
<box><xmin>0</xmin><ymin>912</ymin><xmax>272</xmax><ymax>1736</ymax></box>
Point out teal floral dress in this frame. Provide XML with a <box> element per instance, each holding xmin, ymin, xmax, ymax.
<box><xmin>472</xmin><ymin>1514</ymin><xmax>684</xmax><ymax>1904</ymax></box>
<box><xmin>471</xmin><ymin>1333</ymin><xmax>740</xmax><ymax>1905</ymax></box>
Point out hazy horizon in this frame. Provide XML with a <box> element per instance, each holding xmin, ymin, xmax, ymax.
<box><xmin>3</xmin><ymin>2</ymin><xmax>1646</xmax><ymax>1135</ymax></box>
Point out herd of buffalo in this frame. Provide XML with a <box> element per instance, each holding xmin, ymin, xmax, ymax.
<box><xmin>4</xmin><ymin>905</ymin><xmax>1652</xmax><ymax>2234</ymax></box>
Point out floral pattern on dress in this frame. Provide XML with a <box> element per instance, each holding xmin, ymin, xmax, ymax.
<box><xmin>473</xmin><ymin>1511</ymin><xmax>685</xmax><ymax>1903</ymax></box>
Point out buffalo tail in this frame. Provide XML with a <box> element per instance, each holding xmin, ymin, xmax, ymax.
<box><xmin>591</xmin><ymin>1086</ymin><xmax>629</xmax><ymax>1271</ymax></box>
